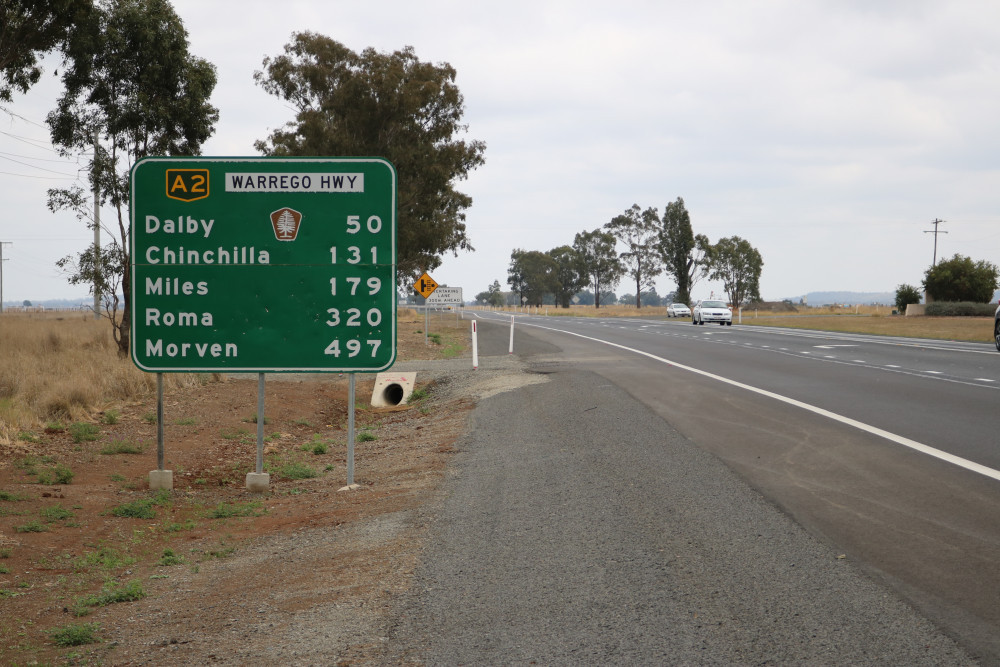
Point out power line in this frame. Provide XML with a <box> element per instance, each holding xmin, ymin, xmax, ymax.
<box><xmin>923</xmin><ymin>218</ymin><xmax>947</xmax><ymax>266</ymax></box>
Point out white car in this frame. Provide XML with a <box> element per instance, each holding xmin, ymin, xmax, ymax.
<box><xmin>692</xmin><ymin>299</ymin><xmax>732</xmax><ymax>326</ymax></box>
<box><xmin>666</xmin><ymin>303</ymin><xmax>691</xmax><ymax>318</ymax></box>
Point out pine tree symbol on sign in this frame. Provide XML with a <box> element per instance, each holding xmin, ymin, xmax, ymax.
<box><xmin>270</xmin><ymin>207</ymin><xmax>302</xmax><ymax>241</ymax></box>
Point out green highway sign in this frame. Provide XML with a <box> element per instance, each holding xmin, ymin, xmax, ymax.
<box><xmin>130</xmin><ymin>157</ymin><xmax>397</xmax><ymax>373</ymax></box>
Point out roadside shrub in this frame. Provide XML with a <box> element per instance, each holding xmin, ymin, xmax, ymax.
<box><xmin>895</xmin><ymin>284</ymin><xmax>922</xmax><ymax>314</ymax></box>
<box><xmin>924</xmin><ymin>302</ymin><xmax>996</xmax><ymax>317</ymax></box>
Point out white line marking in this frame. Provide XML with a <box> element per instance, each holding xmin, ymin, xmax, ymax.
<box><xmin>513</xmin><ymin>319</ymin><xmax>1000</xmax><ymax>484</ymax></box>
<box><xmin>976</xmin><ymin>378</ymin><xmax>996</xmax><ymax>383</ymax></box>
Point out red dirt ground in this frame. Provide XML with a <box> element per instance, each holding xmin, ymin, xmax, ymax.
<box><xmin>0</xmin><ymin>316</ymin><xmax>472</xmax><ymax>664</ymax></box>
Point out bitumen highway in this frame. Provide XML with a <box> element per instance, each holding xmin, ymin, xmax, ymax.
<box><xmin>383</xmin><ymin>313</ymin><xmax>999</xmax><ymax>664</ymax></box>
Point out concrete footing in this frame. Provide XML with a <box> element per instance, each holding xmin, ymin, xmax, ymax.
<box><xmin>149</xmin><ymin>469</ymin><xmax>173</xmax><ymax>491</ymax></box>
<box><xmin>245</xmin><ymin>472</ymin><xmax>270</xmax><ymax>492</ymax></box>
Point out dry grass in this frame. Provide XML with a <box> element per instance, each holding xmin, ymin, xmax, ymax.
<box><xmin>0</xmin><ymin>308</ymin><xmax>473</xmax><ymax>446</ymax></box>
<box><xmin>738</xmin><ymin>312</ymin><xmax>994</xmax><ymax>343</ymax></box>
<box><xmin>0</xmin><ymin>312</ymin><xmax>209</xmax><ymax>443</ymax></box>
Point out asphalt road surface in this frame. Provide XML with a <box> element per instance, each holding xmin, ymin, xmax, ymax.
<box><xmin>384</xmin><ymin>314</ymin><xmax>997</xmax><ymax>664</ymax></box>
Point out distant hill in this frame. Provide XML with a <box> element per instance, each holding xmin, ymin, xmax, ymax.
<box><xmin>783</xmin><ymin>291</ymin><xmax>895</xmax><ymax>306</ymax></box>
<box><xmin>784</xmin><ymin>290</ymin><xmax>1000</xmax><ymax>306</ymax></box>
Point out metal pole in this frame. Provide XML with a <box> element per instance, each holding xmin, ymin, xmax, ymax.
<box><xmin>347</xmin><ymin>373</ymin><xmax>356</xmax><ymax>485</ymax></box>
<box><xmin>509</xmin><ymin>315</ymin><xmax>515</xmax><ymax>354</ymax></box>
<box><xmin>156</xmin><ymin>373</ymin><xmax>164</xmax><ymax>470</ymax></box>
<box><xmin>93</xmin><ymin>132</ymin><xmax>101</xmax><ymax>320</ymax></box>
<box><xmin>424</xmin><ymin>305</ymin><xmax>429</xmax><ymax>345</ymax></box>
<box><xmin>256</xmin><ymin>373</ymin><xmax>265</xmax><ymax>474</ymax></box>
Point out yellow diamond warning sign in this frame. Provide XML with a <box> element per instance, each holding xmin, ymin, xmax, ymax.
<box><xmin>414</xmin><ymin>272</ymin><xmax>438</xmax><ymax>299</ymax></box>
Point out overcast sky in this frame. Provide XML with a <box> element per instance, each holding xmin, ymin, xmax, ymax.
<box><xmin>3</xmin><ymin>0</ymin><xmax>1000</xmax><ymax>305</ymax></box>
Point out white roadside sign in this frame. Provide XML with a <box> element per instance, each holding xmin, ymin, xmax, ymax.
<box><xmin>426</xmin><ymin>286</ymin><xmax>463</xmax><ymax>305</ymax></box>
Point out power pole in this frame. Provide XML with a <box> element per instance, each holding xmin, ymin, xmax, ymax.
<box><xmin>93</xmin><ymin>131</ymin><xmax>101</xmax><ymax>320</ymax></box>
<box><xmin>0</xmin><ymin>242</ymin><xmax>10</xmax><ymax>314</ymax></box>
<box><xmin>924</xmin><ymin>218</ymin><xmax>947</xmax><ymax>266</ymax></box>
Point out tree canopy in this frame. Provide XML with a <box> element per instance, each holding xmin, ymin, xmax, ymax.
<box><xmin>703</xmin><ymin>236</ymin><xmax>763</xmax><ymax>308</ymax></box>
<box><xmin>657</xmin><ymin>197</ymin><xmax>708</xmax><ymax>306</ymax></box>
<box><xmin>0</xmin><ymin>0</ymin><xmax>92</xmax><ymax>105</ymax></box>
<box><xmin>922</xmin><ymin>254</ymin><xmax>999</xmax><ymax>303</ymax></box>
<box><xmin>508</xmin><ymin>249</ymin><xmax>558</xmax><ymax>307</ymax></box>
<box><xmin>572</xmin><ymin>228</ymin><xmax>622</xmax><ymax>308</ymax></box>
<box><xmin>47</xmin><ymin>0</ymin><xmax>218</xmax><ymax>354</ymax></box>
<box><xmin>605</xmin><ymin>204</ymin><xmax>660</xmax><ymax>308</ymax></box>
<box><xmin>254</xmin><ymin>33</ymin><xmax>486</xmax><ymax>282</ymax></box>
<box><xmin>548</xmin><ymin>245</ymin><xmax>588</xmax><ymax>308</ymax></box>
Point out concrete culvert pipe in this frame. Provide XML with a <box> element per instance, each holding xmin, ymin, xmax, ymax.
<box><xmin>370</xmin><ymin>372</ymin><xmax>416</xmax><ymax>408</ymax></box>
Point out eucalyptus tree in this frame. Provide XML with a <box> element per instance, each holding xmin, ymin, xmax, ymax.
<box><xmin>508</xmin><ymin>249</ymin><xmax>558</xmax><ymax>307</ymax></box>
<box><xmin>255</xmin><ymin>33</ymin><xmax>486</xmax><ymax>283</ymax></box>
<box><xmin>657</xmin><ymin>196</ymin><xmax>709</xmax><ymax>306</ymax></box>
<box><xmin>572</xmin><ymin>228</ymin><xmax>622</xmax><ymax>309</ymax></box>
<box><xmin>47</xmin><ymin>0</ymin><xmax>218</xmax><ymax>355</ymax></box>
<box><xmin>0</xmin><ymin>0</ymin><xmax>92</xmax><ymax>106</ymax></box>
<box><xmin>605</xmin><ymin>204</ymin><xmax>661</xmax><ymax>308</ymax></box>
<box><xmin>548</xmin><ymin>245</ymin><xmax>588</xmax><ymax>308</ymax></box>
<box><xmin>703</xmin><ymin>236</ymin><xmax>763</xmax><ymax>308</ymax></box>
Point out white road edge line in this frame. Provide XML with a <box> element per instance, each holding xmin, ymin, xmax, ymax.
<box><xmin>497</xmin><ymin>317</ymin><xmax>1000</xmax><ymax>484</ymax></box>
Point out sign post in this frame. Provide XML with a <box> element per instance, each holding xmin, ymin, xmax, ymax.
<box><xmin>413</xmin><ymin>272</ymin><xmax>439</xmax><ymax>345</ymax></box>
<box><xmin>130</xmin><ymin>157</ymin><xmax>397</xmax><ymax>490</ymax></box>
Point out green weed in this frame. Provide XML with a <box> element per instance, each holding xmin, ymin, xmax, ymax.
<box><xmin>206</xmin><ymin>545</ymin><xmax>236</xmax><ymax>559</ymax></box>
<box><xmin>73</xmin><ymin>546</ymin><xmax>136</xmax><ymax>572</ymax></box>
<box><xmin>100</xmin><ymin>440</ymin><xmax>145</xmax><ymax>455</ymax></box>
<box><xmin>163</xmin><ymin>519</ymin><xmax>196</xmax><ymax>532</ymax></box>
<box><xmin>73</xmin><ymin>579</ymin><xmax>145</xmax><ymax>615</ymax></box>
<box><xmin>101</xmin><ymin>409</ymin><xmax>120</xmax><ymax>425</ymax></box>
<box><xmin>49</xmin><ymin>622</ymin><xmax>101</xmax><ymax>647</ymax></box>
<box><xmin>357</xmin><ymin>430</ymin><xmax>377</xmax><ymax>442</ymax></box>
<box><xmin>0</xmin><ymin>490</ymin><xmax>27</xmax><ymax>501</ymax></box>
<box><xmin>208</xmin><ymin>500</ymin><xmax>265</xmax><ymax>519</ymax></box>
<box><xmin>15</xmin><ymin>520</ymin><xmax>47</xmax><ymax>533</ymax></box>
<box><xmin>158</xmin><ymin>549</ymin><xmax>185</xmax><ymax>566</ymax></box>
<box><xmin>40</xmin><ymin>505</ymin><xmax>74</xmax><ymax>522</ymax></box>
<box><xmin>109</xmin><ymin>489</ymin><xmax>171</xmax><ymax>519</ymax></box>
<box><xmin>173</xmin><ymin>417</ymin><xmax>198</xmax><ymax>425</ymax></box>
<box><xmin>278</xmin><ymin>461</ymin><xmax>318</xmax><ymax>479</ymax></box>
<box><xmin>68</xmin><ymin>422</ymin><xmax>100</xmax><ymax>443</ymax></box>
<box><xmin>36</xmin><ymin>463</ymin><xmax>74</xmax><ymax>485</ymax></box>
